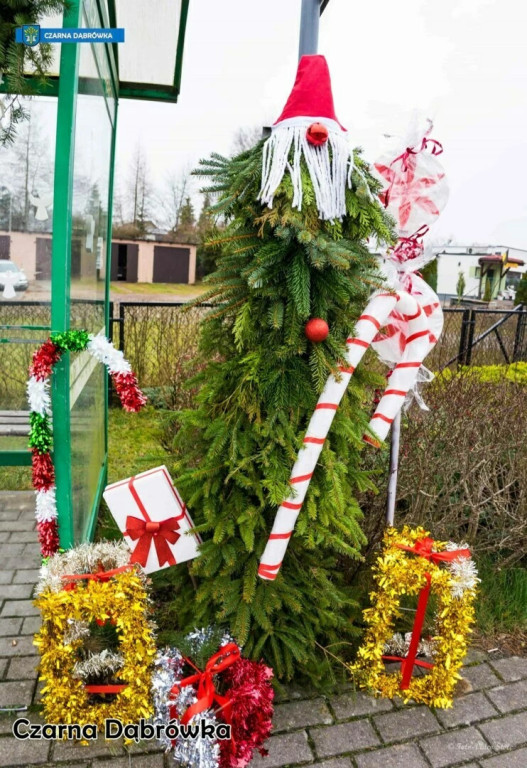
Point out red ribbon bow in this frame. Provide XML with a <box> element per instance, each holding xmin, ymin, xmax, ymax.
<box><xmin>170</xmin><ymin>642</ymin><xmax>241</xmax><ymax>726</ymax></box>
<box><xmin>124</xmin><ymin>475</ymin><xmax>181</xmax><ymax>568</ymax></box>
<box><xmin>383</xmin><ymin>537</ymin><xmax>471</xmax><ymax>689</ymax></box>
<box><xmin>395</xmin><ymin>537</ymin><xmax>471</xmax><ymax>564</ymax></box>
<box><xmin>125</xmin><ymin>515</ymin><xmax>180</xmax><ymax>568</ymax></box>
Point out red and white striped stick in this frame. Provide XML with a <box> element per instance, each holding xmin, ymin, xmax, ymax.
<box><xmin>258</xmin><ymin>292</ymin><xmax>398</xmax><ymax>581</ymax></box>
<box><xmin>364</xmin><ymin>291</ymin><xmax>433</xmax><ymax>447</ymax></box>
<box><xmin>258</xmin><ymin>290</ymin><xmax>435</xmax><ymax>581</ymax></box>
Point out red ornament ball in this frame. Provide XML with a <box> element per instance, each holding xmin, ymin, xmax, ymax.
<box><xmin>305</xmin><ymin>318</ymin><xmax>329</xmax><ymax>343</ymax></box>
<box><xmin>306</xmin><ymin>122</ymin><xmax>329</xmax><ymax>146</ymax></box>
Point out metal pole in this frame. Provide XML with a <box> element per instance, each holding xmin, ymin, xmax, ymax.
<box><xmin>386</xmin><ymin>411</ymin><xmax>401</xmax><ymax>527</ymax></box>
<box><xmin>299</xmin><ymin>0</ymin><xmax>321</xmax><ymax>58</ymax></box>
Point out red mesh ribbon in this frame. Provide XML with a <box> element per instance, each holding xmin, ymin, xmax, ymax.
<box><xmin>124</xmin><ymin>476</ymin><xmax>181</xmax><ymax>568</ymax></box>
<box><xmin>389</xmin><ymin>225</ymin><xmax>430</xmax><ymax>265</ymax></box>
<box><xmin>170</xmin><ymin>642</ymin><xmax>241</xmax><ymax>726</ymax></box>
<box><xmin>383</xmin><ymin>537</ymin><xmax>471</xmax><ymax>690</ymax></box>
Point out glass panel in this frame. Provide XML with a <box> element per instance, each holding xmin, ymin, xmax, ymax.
<box><xmin>115</xmin><ymin>0</ymin><xmax>183</xmax><ymax>85</ymax></box>
<box><xmin>0</xmin><ymin>97</ymin><xmax>56</xmax><ymax>425</ymax></box>
<box><xmin>69</xmin><ymin>2</ymin><xmax>115</xmax><ymax>542</ymax></box>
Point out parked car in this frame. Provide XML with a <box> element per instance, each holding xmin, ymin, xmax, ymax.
<box><xmin>0</xmin><ymin>260</ymin><xmax>28</xmax><ymax>292</ymax></box>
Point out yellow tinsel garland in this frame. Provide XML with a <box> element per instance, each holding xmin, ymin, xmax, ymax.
<box><xmin>34</xmin><ymin>568</ymin><xmax>156</xmax><ymax>728</ymax></box>
<box><xmin>350</xmin><ymin>526</ymin><xmax>478</xmax><ymax>708</ymax></box>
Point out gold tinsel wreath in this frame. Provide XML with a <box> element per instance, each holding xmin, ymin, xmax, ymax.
<box><xmin>350</xmin><ymin>526</ymin><xmax>478</xmax><ymax>708</ymax></box>
<box><xmin>34</xmin><ymin>567</ymin><xmax>156</xmax><ymax>729</ymax></box>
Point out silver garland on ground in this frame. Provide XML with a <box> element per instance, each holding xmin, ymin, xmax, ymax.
<box><xmin>152</xmin><ymin>645</ymin><xmax>220</xmax><ymax>768</ymax></box>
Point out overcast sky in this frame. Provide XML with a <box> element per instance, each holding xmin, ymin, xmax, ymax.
<box><xmin>115</xmin><ymin>0</ymin><xmax>526</xmax><ymax>248</ymax></box>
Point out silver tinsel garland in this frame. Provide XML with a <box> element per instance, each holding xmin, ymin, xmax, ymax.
<box><xmin>151</xmin><ymin>629</ymin><xmax>237</xmax><ymax>768</ymax></box>
<box><xmin>383</xmin><ymin>631</ymin><xmax>436</xmax><ymax>659</ymax></box>
<box><xmin>36</xmin><ymin>541</ymin><xmax>142</xmax><ymax>595</ymax></box>
<box><xmin>445</xmin><ymin>541</ymin><xmax>480</xmax><ymax>599</ymax></box>
<box><xmin>73</xmin><ymin>649</ymin><xmax>124</xmax><ymax>681</ymax></box>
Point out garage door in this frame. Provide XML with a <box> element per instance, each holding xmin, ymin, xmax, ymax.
<box><xmin>153</xmin><ymin>245</ymin><xmax>189</xmax><ymax>283</ymax></box>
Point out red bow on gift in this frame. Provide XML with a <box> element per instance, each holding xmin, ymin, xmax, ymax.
<box><xmin>170</xmin><ymin>642</ymin><xmax>241</xmax><ymax>726</ymax></box>
<box><xmin>125</xmin><ymin>515</ymin><xmax>181</xmax><ymax>568</ymax></box>
<box><xmin>384</xmin><ymin>537</ymin><xmax>471</xmax><ymax>690</ymax></box>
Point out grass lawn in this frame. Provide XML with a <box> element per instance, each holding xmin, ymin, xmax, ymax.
<box><xmin>0</xmin><ymin>406</ymin><xmax>170</xmax><ymax>493</ymax></box>
<box><xmin>110</xmin><ymin>282</ymin><xmax>207</xmax><ymax>297</ymax></box>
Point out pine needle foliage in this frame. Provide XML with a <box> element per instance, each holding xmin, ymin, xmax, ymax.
<box><xmin>166</xmin><ymin>141</ymin><xmax>396</xmax><ymax>686</ymax></box>
<box><xmin>0</xmin><ymin>0</ymin><xmax>67</xmax><ymax>145</ymax></box>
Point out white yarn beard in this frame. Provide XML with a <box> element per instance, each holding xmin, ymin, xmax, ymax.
<box><xmin>259</xmin><ymin>124</ymin><xmax>353</xmax><ymax>222</ymax></box>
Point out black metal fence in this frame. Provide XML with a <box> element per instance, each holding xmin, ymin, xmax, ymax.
<box><xmin>112</xmin><ymin>302</ymin><xmax>527</xmax><ymax>389</ymax></box>
<box><xmin>1</xmin><ymin>301</ymin><xmax>526</xmax><ymax>410</ymax></box>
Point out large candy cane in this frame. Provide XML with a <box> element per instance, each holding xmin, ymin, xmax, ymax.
<box><xmin>258</xmin><ymin>290</ymin><xmax>432</xmax><ymax>581</ymax></box>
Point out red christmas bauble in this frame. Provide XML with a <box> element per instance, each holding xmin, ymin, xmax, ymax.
<box><xmin>306</xmin><ymin>122</ymin><xmax>329</xmax><ymax>146</ymax></box>
<box><xmin>305</xmin><ymin>318</ymin><xmax>329</xmax><ymax>342</ymax></box>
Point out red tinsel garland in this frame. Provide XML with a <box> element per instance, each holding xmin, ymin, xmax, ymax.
<box><xmin>30</xmin><ymin>341</ymin><xmax>61</xmax><ymax>381</ymax></box>
<box><xmin>31</xmin><ymin>450</ymin><xmax>55</xmax><ymax>491</ymax></box>
<box><xmin>111</xmin><ymin>372</ymin><xmax>147</xmax><ymax>413</ymax></box>
<box><xmin>220</xmin><ymin>657</ymin><xmax>274</xmax><ymax>768</ymax></box>
<box><xmin>37</xmin><ymin>520</ymin><xmax>60</xmax><ymax>558</ymax></box>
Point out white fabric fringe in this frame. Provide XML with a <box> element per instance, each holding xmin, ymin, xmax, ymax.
<box><xmin>259</xmin><ymin>124</ymin><xmax>353</xmax><ymax>222</ymax></box>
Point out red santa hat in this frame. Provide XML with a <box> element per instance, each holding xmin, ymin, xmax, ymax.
<box><xmin>259</xmin><ymin>55</ymin><xmax>353</xmax><ymax>221</ymax></box>
<box><xmin>273</xmin><ymin>54</ymin><xmax>346</xmax><ymax>132</ymax></box>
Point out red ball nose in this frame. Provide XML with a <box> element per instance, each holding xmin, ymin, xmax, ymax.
<box><xmin>306</xmin><ymin>122</ymin><xmax>329</xmax><ymax>146</ymax></box>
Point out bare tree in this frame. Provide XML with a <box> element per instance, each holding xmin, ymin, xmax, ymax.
<box><xmin>231</xmin><ymin>125</ymin><xmax>263</xmax><ymax>155</ymax></box>
<box><xmin>158</xmin><ymin>168</ymin><xmax>193</xmax><ymax>233</ymax></box>
<box><xmin>128</xmin><ymin>144</ymin><xmax>154</xmax><ymax>233</ymax></box>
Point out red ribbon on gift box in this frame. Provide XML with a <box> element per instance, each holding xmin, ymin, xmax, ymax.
<box><xmin>124</xmin><ymin>476</ymin><xmax>181</xmax><ymax>568</ymax></box>
<box><xmin>382</xmin><ymin>537</ymin><xmax>471</xmax><ymax>690</ymax></box>
<box><xmin>170</xmin><ymin>642</ymin><xmax>241</xmax><ymax>726</ymax></box>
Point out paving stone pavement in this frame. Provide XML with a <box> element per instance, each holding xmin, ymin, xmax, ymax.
<box><xmin>1</xmin><ymin>491</ymin><xmax>527</xmax><ymax>767</ymax></box>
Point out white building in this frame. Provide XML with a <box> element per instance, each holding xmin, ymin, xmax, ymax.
<box><xmin>433</xmin><ymin>245</ymin><xmax>527</xmax><ymax>303</ymax></box>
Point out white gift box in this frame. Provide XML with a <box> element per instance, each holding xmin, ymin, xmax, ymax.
<box><xmin>103</xmin><ymin>465</ymin><xmax>201</xmax><ymax>574</ymax></box>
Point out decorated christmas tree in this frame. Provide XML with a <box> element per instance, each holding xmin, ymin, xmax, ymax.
<box><xmin>168</xmin><ymin>56</ymin><xmax>395</xmax><ymax>683</ymax></box>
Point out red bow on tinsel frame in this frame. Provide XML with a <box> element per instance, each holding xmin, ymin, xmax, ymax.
<box><xmin>383</xmin><ymin>537</ymin><xmax>471</xmax><ymax>690</ymax></box>
<box><xmin>61</xmin><ymin>563</ymin><xmax>134</xmax><ymax>591</ymax></box>
<box><xmin>170</xmin><ymin>642</ymin><xmax>241</xmax><ymax>726</ymax></box>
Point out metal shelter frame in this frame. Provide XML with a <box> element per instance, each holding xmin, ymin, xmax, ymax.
<box><xmin>0</xmin><ymin>0</ymin><xmax>330</xmax><ymax>549</ymax></box>
<box><xmin>0</xmin><ymin>0</ymin><xmax>190</xmax><ymax>550</ymax></box>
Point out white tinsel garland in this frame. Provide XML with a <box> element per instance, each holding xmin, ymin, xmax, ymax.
<box><xmin>35</xmin><ymin>488</ymin><xmax>57</xmax><ymax>523</ymax></box>
<box><xmin>26</xmin><ymin>376</ymin><xmax>51</xmax><ymax>417</ymax></box>
<box><xmin>87</xmin><ymin>334</ymin><xmax>132</xmax><ymax>375</ymax></box>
